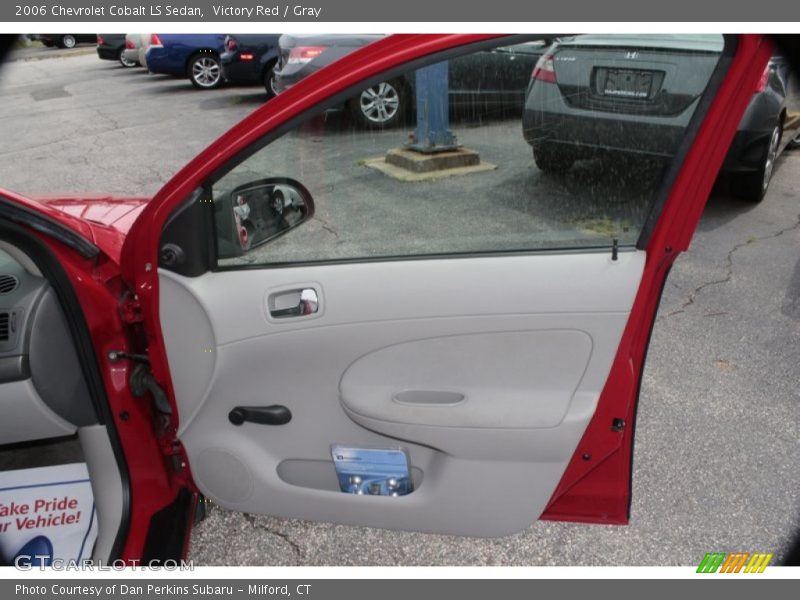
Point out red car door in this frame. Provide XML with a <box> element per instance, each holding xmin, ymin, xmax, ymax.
<box><xmin>0</xmin><ymin>34</ymin><xmax>774</xmax><ymax>561</ymax></box>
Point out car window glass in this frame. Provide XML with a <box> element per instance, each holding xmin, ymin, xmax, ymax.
<box><xmin>211</xmin><ymin>34</ymin><xmax>725</xmax><ymax>267</ymax></box>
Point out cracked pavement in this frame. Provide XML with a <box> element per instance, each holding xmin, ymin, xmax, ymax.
<box><xmin>0</xmin><ymin>49</ymin><xmax>797</xmax><ymax>566</ymax></box>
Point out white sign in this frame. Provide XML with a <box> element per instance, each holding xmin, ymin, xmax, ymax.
<box><xmin>0</xmin><ymin>463</ymin><xmax>97</xmax><ymax>566</ymax></box>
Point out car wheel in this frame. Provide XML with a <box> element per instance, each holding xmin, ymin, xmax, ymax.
<box><xmin>263</xmin><ymin>61</ymin><xmax>279</xmax><ymax>99</ymax></box>
<box><xmin>189</xmin><ymin>54</ymin><xmax>223</xmax><ymax>90</ymax></box>
<box><xmin>118</xmin><ymin>48</ymin><xmax>137</xmax><ymax>68</ymax></box>
<box><xmin>532</xmin><ymin>144</ymin><xmax>575</xmax><ymax>173</ymax></box>
<box><xmin>60</xmin><ymin>35</ymin><xmax>77</xmax><ymax>49</ymax></box>
<box><xmin>349</xmin><ymin>80</ymin><xmax>406</xmax><ymax>128</ymax></box>
<box><xmin>269</xmin><ymin>188</ymin><xmax>286</xmax><ymax>216</ymax></box>
<box><xmin>788</xmin><ymin>128</ymin><xmax>800</xmax><ymax>150</ymax></box>
<box><xmin>735</xmin><ymin>123</ymin><xmax>781</xmax><ymax>203</ymax></box>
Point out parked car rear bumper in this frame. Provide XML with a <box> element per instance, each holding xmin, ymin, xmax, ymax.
<box><xmin>522</xmin><ymin>109</ymin><xmax>688</xmax><ymax>158</ymax></box>
<box><xmin>122</xmin><ymin>48</ymin><xmax>141</xmax><ymax>65</ymax></box>
<box><xmin>272</xmin><ymin>65</ymin><xmax>307</xmax><ymax>94</ymax></box>
<box><xmin>96</xmin><ymin>46</ymin><xmax>119</xmax><ymax>61</ymax></box>
<box><xmin>221</xmin><ymin>53</ymin><xmax>260</xmax><ymax>85</ymax></box>
<box><xmin>145</xmin><ymin>48</ymin><xmax>184</xmax><ymax>76</ymax></box>
<box><xmin>522</xmin><ymin>80</ymin><xmax>698</xmax><ymax>158</ymax></box>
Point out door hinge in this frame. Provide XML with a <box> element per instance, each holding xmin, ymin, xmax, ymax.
<box><xmin>119</xmin><ymin>295</ymin><xmax>143</xmax><ymax>324</ymax></box>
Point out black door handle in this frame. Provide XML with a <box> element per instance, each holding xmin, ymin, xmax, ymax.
<box><xmin>228</xmin><ymin>405</ymin><xmax>292</xmax><ymax>426</ymax></box>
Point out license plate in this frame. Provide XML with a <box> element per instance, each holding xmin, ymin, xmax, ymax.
<box><xmin>602</xmin><ymin>69</ymin><xmax>654</xmax><ymax>99</ymax></box>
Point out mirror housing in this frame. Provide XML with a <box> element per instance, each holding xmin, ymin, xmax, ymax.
<box><xmin>215</xmin><ymin>177</ymin><xmax>314</xmax><ymax>259</ymax></box>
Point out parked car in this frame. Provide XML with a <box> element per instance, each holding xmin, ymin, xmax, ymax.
<box><xmin>220</xmin><ymin>34</ymin><xmax>282</xmax><ymax>97</ymax></box>
<box><xmin>274</xmin><ymin>34</ymin><xmax>549</xmax><ymax>127</ymax></box>
<box><xmin>138</xmin><ymin>34</ymin><xmax>155</xmax><ymax>70</ymax></box>
<box><xmin>122</xmin><ymin>34</ymin><xmax>151</xmax><ymax>68</ymax></box>
<box><xmin>145</xmin><ymin>34</ymin><xmax>227</xmax><ymax>89</ymax></box>
<box><xmin>96</xmin><ymin>34</ymin><xmax>136</xmax><ymax>68</ymax></box>
<box><xmin>0</xmin><ymin>34</ymin><xmax>788</xmax><ymax>563</ymax></box>
<box><xmin>273</xmin><ymin>34</ymin><xmax>382</xmax><ymax>93</ymax></box>
<box><xmin>37</xmin><ymin>34</ymin><xmax>96</xmax><ymax>49</ymax></box>
<box><xmin>522</xmin><ymin>34</ymin><xmax>800</xmax><ymax>202</ymax></box>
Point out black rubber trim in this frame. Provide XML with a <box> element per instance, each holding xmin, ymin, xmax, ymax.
<box><xmin>158</xmin><ymin>187</ymin><xmax>211</xmax><ymax>277</ymax></box>
<box><xmin>636</xmin><ymin>34</ymin><xmax>738</xmax><ymax>249</ymax></box>
<box><xmin>0</xmin><ymin>355</ymin><xmax>29</xmax><ymax>383</ymax></box>
<box><xmin>0</xmin><ymin>219</ymin><xmax>131</xmax><ymax>560</ymax></box>
<box><xmin>0</xmin><ymin>196</ymin><xmax>100</xmax><ymax>259</ymax></box>
<box><xmin>141</xmin><ymin>487</ymin><xmax>193</xmax><ymax>564</ymax></box>
<box><xmin>213</xmin><ymin>244</ymin><xmax>637</xmax><ymax>273</ymax></box>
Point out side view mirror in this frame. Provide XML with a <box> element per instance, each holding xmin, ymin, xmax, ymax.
<box><xmin>216</xmin><ymin>177</ymin><xmax>314</xmax><ymax>258</ymax></box>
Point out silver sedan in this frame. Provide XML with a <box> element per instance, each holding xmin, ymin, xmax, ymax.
<box><xmin>123</xmin><ymin>34</ymin><xmax>152</xmax><ymax>68</ymax></box>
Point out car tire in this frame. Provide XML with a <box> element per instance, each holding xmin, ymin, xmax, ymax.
<box><xmin>532</xmin><ymin>144</ymin><xmax>575</xmax><ymax>173</ymax></box>
<box><xmin>734</xmin><ymin>123</ymin><xmax>781</xmax><ymax>203</ymax></box>
<box><xmin>349</xmin><ymin>80</ymin><xmax>407</xmax><ymax>128</ymax></box>
<box><xmin>263</xmin><ymin>60</ymin><xmax>279</xmax><ymax>99</ymax></box>
<box><xmin>188</xmin><ymin>53</ymin><xmax>223</xmax><ymax>90</ymax></box>
<box><xmin>788</xmin><ymin>128</ymin><xmax>800</xmax><ymax>150</ymax></box>
<box><xmin>118</xmin><ymin>48</ymin><xmax>137</xmax><ymax>68</ymax></box>
<box><xmin>59</xmin><ymin>35</ymin><xmax>77</xmax><ymax>49</ymax></box>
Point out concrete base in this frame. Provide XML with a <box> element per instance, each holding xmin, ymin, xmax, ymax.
<box><xmin>386</xmin><ymin>147</ymin><xmax>481</xmax><ymax>173</ymax></box>
<box><xmin>365</xmin><ymin>147</ymin><xmax>496</xmax><ymax>182</ymax></box>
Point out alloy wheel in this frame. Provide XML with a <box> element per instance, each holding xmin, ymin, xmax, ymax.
<box><xmin>761</xmin><ymin>125</ymin><xmax>780</xmax><ymax>194</ymax></box>
<box><xmin>119</xmin><ymin>51</ymin><xmax>137</xmax><ymax>68</ymax></box>
<box><xmin>358</xmin><ymin>82</ymin><xmax>401</xmax><ymax>124</ymax></box>
<box><xmin>192</xmin><ymin>56</ymin><xmax>221</xmax><ymax>88</ymax></box>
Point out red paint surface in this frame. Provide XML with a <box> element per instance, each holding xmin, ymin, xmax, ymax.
<box><xmin>35</xmin><ymin>237</ymin><xmax>184</xmax><ymax>561</ymax></box>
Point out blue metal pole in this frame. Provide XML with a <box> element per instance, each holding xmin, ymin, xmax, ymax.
<box><xmin>408</xmin><ymin>61</ymin><xmax>458</xmax><ymax>153</ymax></box>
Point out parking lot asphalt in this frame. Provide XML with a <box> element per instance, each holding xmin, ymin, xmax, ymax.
<box><xmin>0</xmin><ymin>49</ymin><xmax>798</xmax><ymax>566</ymax></box>
<box><xmin>8</xmin><ymin>43</ymin><xmax>96</xmax><ymax>62</ymax></box>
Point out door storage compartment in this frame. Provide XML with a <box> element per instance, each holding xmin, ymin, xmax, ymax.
<box><xmin>276</xmin><ymin>459</ymin><xmax>424</xmax><ymax>494</ymax></box>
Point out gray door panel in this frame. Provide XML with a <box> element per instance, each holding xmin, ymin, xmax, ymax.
<box><xmin>160</xmin><ymin>250</ymin><xmax>644</xmax><ymax>536</ymax></box>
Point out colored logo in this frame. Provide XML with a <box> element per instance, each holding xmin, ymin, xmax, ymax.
<box><xmin>697</xmin><ymin>552</ymin><xmax>773</xmax><ymax>573</ymax></box>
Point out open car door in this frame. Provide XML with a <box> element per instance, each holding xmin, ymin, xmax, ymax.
<box><xmin>112</xmin><ymin>34</ymin><xmax>772</xmax><ymax>547</ymax></box>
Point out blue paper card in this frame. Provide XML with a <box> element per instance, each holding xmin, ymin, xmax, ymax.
<box><xmin>330</xmin><ymin>445</ymin><xmax>413</xmax><ymax>496</ymax></box>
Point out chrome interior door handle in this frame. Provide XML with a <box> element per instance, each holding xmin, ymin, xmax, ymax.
<box><xmin>269</xmin><ymin>288</ymin><xmax>319</xmax><ymax>318</ymax></box>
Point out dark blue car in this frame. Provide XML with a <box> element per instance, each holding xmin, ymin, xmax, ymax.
<box><xmin>221</xmin><ymin>34</ymin><xmax>282</xmax><ymax>98</ymax></box>
<box><xmin>146</xmin><ymin>34</ymin><xmax>227</xmax><ymax>89</ymax></box>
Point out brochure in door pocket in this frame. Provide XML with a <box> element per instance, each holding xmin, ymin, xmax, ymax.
<box><xmin>331</xmin><ymin>445</ymin><xmax>413</xmax><ymax>496</ymax></box>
